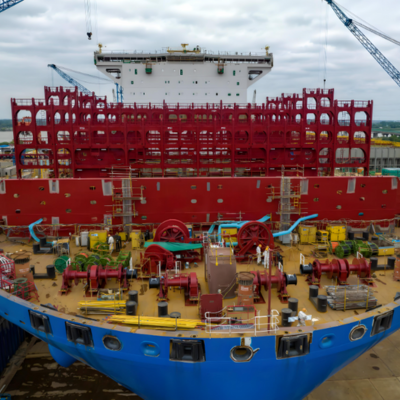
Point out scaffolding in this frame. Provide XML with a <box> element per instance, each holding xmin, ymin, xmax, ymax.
<box><xmin>108</xmin><ymin>167</ymin><xmax>146</xmax><ymax>229</ymax></box>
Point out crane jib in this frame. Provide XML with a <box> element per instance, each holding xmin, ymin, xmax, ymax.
<box><xmin>325</xmin><ymin>0</ymin><xmax>400</xmax><ymax>88</ymax></box>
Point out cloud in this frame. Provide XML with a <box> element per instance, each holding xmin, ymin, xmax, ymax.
<box><xmin>0</xmin><ymin>0</ymin><xmax>400</xmax><ymax>119</ymax></box>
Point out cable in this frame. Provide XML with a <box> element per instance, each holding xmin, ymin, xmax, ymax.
<box><xmin>83</xmin><ymin>0</ymin><xmax>92</xmax><ymax>40</ymax></box>
<box><xmin>334</xmin><ymin>0</ymin><xmax>400</xmax><ymax>46</ymax></box>
<box><xmin>323</xmin><ymin>2</ymin><xmax>329</xmax><ymax>88</ymax></box>
<box><xmin>56</xmin><ymin>65</ymin><xmax>111</xmax><ymax>81</ymax></box>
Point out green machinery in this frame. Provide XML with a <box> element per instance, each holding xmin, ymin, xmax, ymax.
<box><xmin>334</xmin><ymin>240</ymin><xmax>379</xmax><ymax>259</ymax></box>
<box><xmin>53</xmin><ymin>250</ymin><xmax>131</xmax><ymax>273</ymax></box>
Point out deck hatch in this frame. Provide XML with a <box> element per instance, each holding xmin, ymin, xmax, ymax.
<box><xmin>371</xmin><ymin>311</ymin><xmax>394</xmax><ymax>337</ymax></box>
<box><xmin>65</xmin><ymin>322</ymin><xmax>94</xmax><ymax>347</ymax></box>
<box><xmin>29</xmin><ymin>310</ymin><xmax>52</xmax><ymax>334</ymax></box>
<box><xmin>277</xmin><ymin>334</ymin><xmax>310</xmax><ymax>359</ymax></box>
<box><xmin>170</xmin><ymin>339</ymin><xmax>205</xmax><ymax>362</ymax></box>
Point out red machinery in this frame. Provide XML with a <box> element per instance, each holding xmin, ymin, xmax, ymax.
<box><xmin>251</xmin><ymin>268</ymin><xmax>297</xmax><ymax>304</ymax></box>
<box><xmin>141</xmin><ymin>244</ymin><xmax>202</xmax><ymax>276</ymax></box>
<box><xmin>235</xmin><ymin>221</ymin><xmax>274</xmax><ymax>261</ymax></box>
<box><xmin>150</xmin><ymin>272</ymin><xmax>200</xmax><ymax>306</ymax></box>
<box><xmin>154</xmin><ymin>219</ymin><xmax>191</xmax><ymax>243</ymax></box>
<box><xmin>60</xmin><ymin>264</ymin><xmax>135</xmax><ymax>295</ymax></box>
<box><xmin>300</xmin><ymin>258</ymin><xmax>373</xmax><ymax>286</ymax></box>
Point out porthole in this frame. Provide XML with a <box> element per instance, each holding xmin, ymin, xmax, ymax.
<box><xmin>336</xmin><ymin>205</ymin><xmax>342</xmax><ymax>209</ymax></box>
<box><xmin>349</xmin><ymin>325</ymin><xmax>367</xmax><ymax>341</ymax></box>
<box><xmin>217</xmin><ymin>199</ymin><xmax>223</xmax><ymax>203</ymax></box>
<box><xmin>141</xmin><ymin>216</ymin><xmax>147</xmax><ymax>220</ymax></box>
<box><xmin>66</xmin><ymin>209</ymin><xmax>71</xmax><ymax>213</ymax></box>
<box><xmin>314</xmin><ymin>184</ymin><xmax>319</xmax><ymax>188</ymax></box>
<box><xmin>382</xmin><ymin>190</ymin><xmax>388</xmax><ymax>194</ymax></box>
<box><xmin>191</xmin><ymin>185</ymin><xmax>196</xmax><ymax>190</ymax></box>
<box><xmin>90</xmin><ymin>200</ymin><xmax>97</xmax><ymax>205</ymax></box>
<box><xmin>361</xmin><ymin>184</ymin><xmax>366</xmax><ymax>188</ymax></box>
<box><xmin>218</xmin><ymin>185</ymin><xmax>223</xmax><ymax>189</ymax></box>
<box><xmin>230</xmin><ymin>346</ymin><xmax>254</xmax><ymax>362</ymax></box>
<box><xmin>337</xmin><ymin>190</ymin><xmax>342</xmax><ymax>195</ymax></box>
<box><xmin>65</xmin><ymin>193</ymin><xmax>71</xmax><ymax>198</ymax></box>
<box><xmin>39</xmin><ymin>186</ymin><xmax>44</xmax><ymax>191</ymax></box>
<box><xmin>14</xmin><ymin>194</ymin><xmax>19</xmax><ymax>198</ymax></box>
<box><xmin>141</xmin><ymin>199</ymin><xmax>147</xmax><ymax>204</ymax></box>
<box><xmin>314</xmin><ymin>198</ymin><xmax>319</xmax><ymax>202</ymax></box>
<box><xmin>191</xmin><ymin>199</ymin><xmax>197</xmax><ymax>204</ymax></box>
<box><xmin>382</xmin><ymin>204</ymin><xmax>386</xmax><ymax>208</ymax></box>
<box><xmin>360</xmin><ymin>197</ymin><xmax>365</xmax><ymax>201</ymax></box>
<box><xmin>90</xmin><ymin>186</ymin><xmax>96</xmax><ymax>190</ymax></box>
<box><xmin>40</xmin><ymin>201</ymin><xmax>46</xmax><ymax>205</ymax></box>
<box><xmin>103</xmin><ymin>335</ymin><xmax>122</xmax><ymax>351</ymax></box>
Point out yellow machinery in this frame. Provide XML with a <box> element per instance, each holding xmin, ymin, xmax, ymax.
<box><xmin>221</xmin><ymin>228</ymin><xmax>237</xmax><ymax>243</ymax></box>
<box><xmin>326</xmin><ymin>225</ymin><xmax>346</xmax><ymax>241</ymax></box>
<box><xmin>378</xmin><ymin>247</ymin><xmax>395</xmax><ymax>256</ymax></box>
<box><xmin>316</xmin><ymin>230</ymin><xmax>329</xmax><ymax>243</ymax></box>
<box><xmin>130</xmin><ymin>230</ymin><xmax>144</xmax><ymax>249</ymax></box>
<box><xmin>118</xmin><ymin>232</ymin><xmax>127</xmax><ymax>241</ymax></box>
<box><xmin>298</xmin><ymin>225</ymin><xmax>317</xmax><ymax>244</ymax></box>
<box><xmin>89</xmin><ymin>230</ymin><xmax>108</xmax><ymax>250</ymax></box>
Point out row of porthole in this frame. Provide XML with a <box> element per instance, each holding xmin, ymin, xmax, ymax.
<box><xmin>103</xmin><ymin>336</ymin><xmax>163</xmax><ymax>357</ymax></box>
<box><xmin>230</xmin><ymin>324</ymin><xmax>370</xmax><ymax>363</ymax></box>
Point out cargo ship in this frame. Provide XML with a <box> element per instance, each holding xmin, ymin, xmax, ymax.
<box><xmin>1</xmin><ymin>45</ymin><xmax>400</xmax><ymax>400</ymax></box>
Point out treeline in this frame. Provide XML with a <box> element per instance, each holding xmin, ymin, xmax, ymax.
<box><xmin>382</xmin><ymin>136</ymin><xmax>400</xmax><ymax>143</ymax></box>
<box><xmin>372</xmin><ymin>121</ymin><xmax>400</xmax><ymax>129</ymax></box>
<box><xmin>0</xmin><ymin>119</ymin><xmax>12</xmax><ymax>131</ymax></box>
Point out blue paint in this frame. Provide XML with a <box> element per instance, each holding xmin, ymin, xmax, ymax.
<box><xmin>0</xmin><ymin>317</ymin><xmax>25</xmax><ymax>375</ymax></box>
<box><xmin>273</xmin><ymin>214</ymin><xmax>318</xmax><ymax>238</ymax></box>
<box><xmin>49</xmin><ymin>344</ymin><xmax>76</xmax><ymax>368</ymax></box>
<box><xmin>28</xmin><ymin>218</ymin><xmax>43</xmax><ymax>243</ymax></box>
<box><xmin>0</xmin><ymin>290</ymin><xmax>399</xmax><ymax>400</ymax></box>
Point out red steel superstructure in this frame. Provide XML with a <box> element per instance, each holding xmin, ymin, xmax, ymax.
<box><xmin>11</xmin><ymin>87</ymin><xmax>372</xmax><ymax>178</ymax></box>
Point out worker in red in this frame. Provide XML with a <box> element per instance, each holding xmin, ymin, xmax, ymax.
<box><xmin>108</xmin><ymin>234</ymin><xmax>114</xmax><ymax>256</ymax></box>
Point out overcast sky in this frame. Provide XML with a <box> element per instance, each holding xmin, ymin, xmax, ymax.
<box><xmin>0</xmin><ymin>0</ymin><xmax>399</xmax><ymax>120</ymax></box>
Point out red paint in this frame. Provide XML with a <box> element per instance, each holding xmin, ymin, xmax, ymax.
<box><xmin>1</xmin><ymin>176</ymin><xmax>399</xmax><ymax>227</ymax></box>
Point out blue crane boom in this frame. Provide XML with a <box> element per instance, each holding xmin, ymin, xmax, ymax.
<box><xmin>48</xmin><ymin>64</ymin><xmax>91</xmax><ymax>94</ymax></box>
<box><xmin>0</xmin><ymin>0</ymin><xmax>24</xmax><ymax>13</ymax></box>
<box><xmin>325</xmin><ymin>0</ymin><xmax>400</xmax><ymax>88</ymax></box>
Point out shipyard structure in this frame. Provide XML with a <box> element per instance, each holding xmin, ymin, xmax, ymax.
<box><xmin>12</xmin><ymin>86</ymin><xmax>371</xmax><ymax>179</ymax></box>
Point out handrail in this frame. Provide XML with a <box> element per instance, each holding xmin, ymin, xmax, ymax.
<box><xmin>205</xmin><ymin>308</ymin><xmax>280</xmax><ymax>336</ymax></box>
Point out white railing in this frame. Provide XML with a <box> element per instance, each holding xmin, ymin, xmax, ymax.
<box><xmin>205</xmin><ymin>308</ymin><xmax>280</xmax><ymax>336</ymax></box>
<box><xmin>100</xmin><ymin>49</ymin><xmax>267</xmax><ymax>57</ymax></box>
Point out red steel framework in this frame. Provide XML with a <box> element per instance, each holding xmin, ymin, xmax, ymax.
<box><xmin>11</xmin><ymin>86</ymin><xmax>372</xmax><ymax>178</ymax></box>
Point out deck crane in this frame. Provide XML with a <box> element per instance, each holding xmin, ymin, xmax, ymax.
<box><xmin>0</xmin><ymin>0</ymin><xmax>24</xmax><ymax>13</ymax></box>
<box><xmin>47</xmin><ymin>64</ymin><xmax>124</xmax><ymax>103</ymax></box>
<box><xmin>325</xmin><ymin>0</ymin><xmax>400</xmax><ymax>88</ymax></box>
<box><xmin>48</xmin><ymin>64</ymin><xmax>91</xmax><ymax>94</ymax></box>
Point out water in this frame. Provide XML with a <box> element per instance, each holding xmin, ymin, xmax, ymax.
<box><xmin>0</xmin><ymin>131</ymin><xmax>13</xmax><ymax>142</ymax></box>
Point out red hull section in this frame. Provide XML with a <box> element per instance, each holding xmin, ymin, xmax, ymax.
<box><xmin>0</xmin><ymin>176</ymin><xmax>398</xmax><ymax>227</ymax></box>
<box><xmin>11</xmin><ymin>87</ymin><xmax>372</xmax><ymax>178</ymax></box>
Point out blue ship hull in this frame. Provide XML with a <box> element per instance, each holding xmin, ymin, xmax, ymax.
<box><xmin>0</xmin><ymin>289</ymin><xmax>399</xmax><ymax>400</ymax></box>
